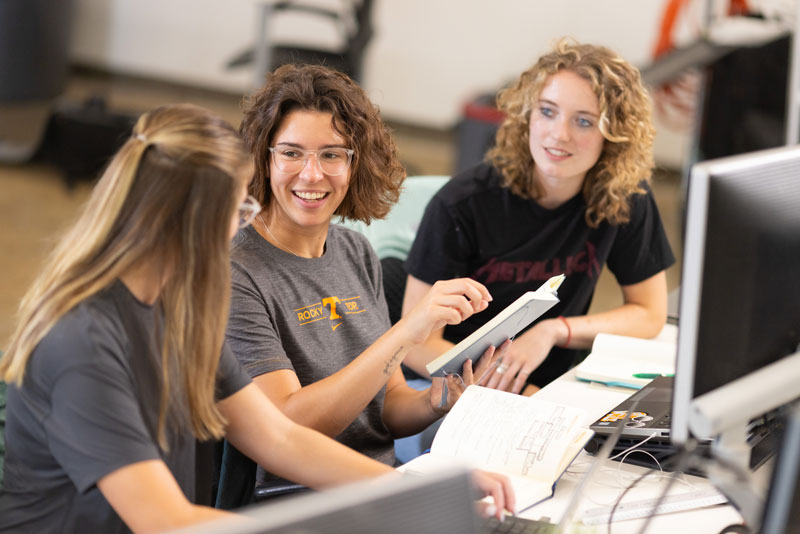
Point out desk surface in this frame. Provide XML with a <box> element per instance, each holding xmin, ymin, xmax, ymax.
<box><xmin>521</xmin><ymin>367</ymin><xmax>747</xmax><ymax>532</ymax></box>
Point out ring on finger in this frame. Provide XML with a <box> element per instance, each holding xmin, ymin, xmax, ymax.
<box><xmin>495</xmin><ymin>362</ymin><xmax>509</xmax><ymax>375</ymax></box>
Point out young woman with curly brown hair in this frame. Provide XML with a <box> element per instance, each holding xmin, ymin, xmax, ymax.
<box><xmin>225</xmin><ymin>64</ymin><xmax>510</xmax><ymax>489</ymax></box>
<box><xmin>403</xmin><ymin>39</ymin><xmax>675</xmax><ymax>395</ymax></box>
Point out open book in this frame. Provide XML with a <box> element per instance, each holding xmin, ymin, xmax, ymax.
<box><xmin>574</xmin><ymin>332</ymin><xmax>677</xmax><ymax>390</ymax></box>
<box><xmin>399</xmin><ymin>385</ymin><xmax>593</xmax><ymax>514</ymax></box>
<box><xmin>425</xmin><ymin>275</ymin><xmax>565</xmax><ymax>378</ymax></box>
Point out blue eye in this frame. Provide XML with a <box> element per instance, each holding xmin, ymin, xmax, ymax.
<box><xmin>577</xmin><ymin>117</ymin><xmax>594</xmax><ymax>128</ymax></box>
<box><xmin>539</xmin><ymin>106</ymin><xmax>555</xmax><ymax>118</ymax></box>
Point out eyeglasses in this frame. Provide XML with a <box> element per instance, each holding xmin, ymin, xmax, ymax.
<box><xmin>238</xmin><ymin>194</ymin><xmax>262</xmax><ymax>229</ymax></box>
<box><xmin>268</xmin><ymin>146</ymin><xmax>354</xmax><ymax>176</ymax></box>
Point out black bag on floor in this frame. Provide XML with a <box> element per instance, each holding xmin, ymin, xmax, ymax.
<box><xmin>38</xmin><ymin>96</ymin><xmax>137</xmax><ymax>187</ymax></box>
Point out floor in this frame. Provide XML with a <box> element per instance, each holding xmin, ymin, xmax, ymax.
<box><xmin>0</xmin><ymin>70</ymin><xmax>683</xmax><ymax>345</ymax></box>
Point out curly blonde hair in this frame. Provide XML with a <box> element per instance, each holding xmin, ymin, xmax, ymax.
<box><xmin>240</xmin><ymin>64</ymin><xmax>406</xmax><ymax>223</ymax></box>
<box><xmin>487</xmin><ymin>38</ymin><xmax>655</xmax><ymax>227</ymax></box>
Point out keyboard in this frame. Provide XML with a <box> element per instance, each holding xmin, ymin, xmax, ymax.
<box><xmin>581</xmin><ymin>486</ymin><xmax>728</xmax><ymax>525</ymax></box>
<box><xmin>481</xmin><ymin>515</ymin><xmax>556</xmax><ymax>534</ymax></box>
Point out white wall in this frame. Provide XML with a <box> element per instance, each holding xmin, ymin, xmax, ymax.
<box><xmin>70</xmin><ymin>0</ymin><xmax>691</xmax><ymax>168</ymax></box>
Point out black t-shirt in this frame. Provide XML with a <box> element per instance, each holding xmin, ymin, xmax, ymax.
<box><xmin>0</xmin><ymin>280</ymin><xmax>251</xmax><ymax>534</ymax></box>
<box><xmin>406</xmin><ymin>163</ymin><xmax>675</xmax><ymax>386</ymax></box>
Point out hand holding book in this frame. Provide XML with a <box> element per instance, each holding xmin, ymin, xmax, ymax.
<box><xmin>426</xmin><ymin>275</ymin><xmax>565</xmax><ymax>388</ymax></box>
<box><xmin>428</xmin><ymin>339</ymin><xmax>512</xmax><ymax>414</ymax></box>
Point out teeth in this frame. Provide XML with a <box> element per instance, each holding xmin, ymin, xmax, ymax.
<box><xmin>295</xmin><ymin>191</ymin><xmax>327</xmax><ymax>201</ymax></box>
<box><xmin>546</xmin><ymin>148</ymin><xmax>570</xmax><ymax>156</ymax></box>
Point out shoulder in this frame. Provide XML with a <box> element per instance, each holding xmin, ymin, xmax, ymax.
<box><xmin>625</xmin><ymin>180</ymin><xmax>660</xmax><ymax>216</ymax></box>
<box><xmin>230</xmin><ymin>226</ymin><xmax>265</xmax><ymax>267</ymax></box>
<box><xmin>29</xmin><ymin>289</ymin><xmax>130</xmax><ymax>382</ymax></box>
<box><xmin>435</xmin><ymin>162</ymin><xmax>504</xmax><ymax>206</ymax></box>
<box><xmin>634</xmin><ymin>180</ymin><xmax>656</xmax><ymax>200</ymax></box>
<box><xmin>230</xmin><ymin>227</ymin><xmax>282</xmax><ymax>290</ymax></box>
<box><xmin>329</xmin><ymin>224</ymin><xmax>377</xmax><ymax>258</ymax></box>
<box><xmin>329</xmin><ymin>224</ymin><xmax>382</xmax><ymax>275</ymax></box>
<box><xmin>420</xmin><ymin>163</ymin><xmax>505</xmax><ymax>228</ymax></box>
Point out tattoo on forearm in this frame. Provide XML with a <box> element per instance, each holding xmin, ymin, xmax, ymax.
<box><xmin>383</xmin><ymin>346</ymin><xmax>404</xmax><ymax>375</ymax></box>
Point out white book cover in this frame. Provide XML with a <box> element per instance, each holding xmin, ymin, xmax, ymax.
<box><xmin>425</xmin><ymin>275</ymin><xmax>565</xmax><ymax>378</ymax></box>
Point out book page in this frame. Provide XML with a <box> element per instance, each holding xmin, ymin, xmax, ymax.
<box><xmin>574</xmin><ymin>333</ymin><xmax>676</xmax><ymax>388</ymax></box>
<box><xmin>590</xmin><ymin>333</ymin><xmax>676</xmax><ymax>362</ymax></box>
<box><xmin>431</xmin><ymin>386</ymin><xmax>588</xmax><ymax>484</ymax></box>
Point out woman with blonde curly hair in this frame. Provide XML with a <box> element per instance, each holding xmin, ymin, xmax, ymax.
<box><xmin>225</xmin><ymin>64</ymin><xmax>508</xmax><ymax>493</ymax></box>
<box><xmin>403</xmin><ymin>39</ymin><xmax>675</xmax><ymax>395</ymax></box>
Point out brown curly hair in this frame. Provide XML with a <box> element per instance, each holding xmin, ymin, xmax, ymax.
<box><xmin>487</xmin><ymin>38</ymin><xmax>655</xmax><ymax>227</ymax></box>
<box><xmin>240</xmin><ymin>64</ymin><xmax>406</xmax><ymax>223</ymax></box>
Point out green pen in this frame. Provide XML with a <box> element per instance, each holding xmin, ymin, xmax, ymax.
<box><xmin>632</xmin><ymin>372</ymin><xmax>675</xmax><ymax>379</ymax></box>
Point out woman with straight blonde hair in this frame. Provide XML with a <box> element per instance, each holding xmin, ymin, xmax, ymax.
<box><xmin>403</xmin><ymin>39</ymin><xmax>675</xmax><ymax>395</ymax></box>
<box><xmin>0</xmin><ymin>103</ymin><xmax>514</xmax><ymax>533</ymax></box>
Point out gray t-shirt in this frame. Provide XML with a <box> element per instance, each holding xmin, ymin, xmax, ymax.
<box><xmin>228</xmin><ymin>224</ymin><xmax>395</xmax><ymax>482</ymax></box>
<box><xmin>0</xmin><ymin>280</ymin><xmax>251</xmax><ymax>534</ymax></box>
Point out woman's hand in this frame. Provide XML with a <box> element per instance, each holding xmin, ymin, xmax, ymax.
<box><xmin>397</xmin><ymin>278</ymin><xmax>492</xmax><ymax>346</ymax></box>
<box><xmin>428</xmin><ymin>340</ymin><xmax>512</xmax><ymax>414</ymax></box>
<box><xmin>485</xmin><ymin>319</ymin><xmax>566</xmax><ymax>394</ymax></box>
<box><xmin>471</xmin><ymin>469</ymin><xmax>516</xmax><ymax>520</ymax></box>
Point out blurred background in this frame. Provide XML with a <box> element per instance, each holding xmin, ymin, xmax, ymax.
<box><xmin>1</xmin><ymin>0</ymin><xmax>796</xmax><ymax>343</ymax></box>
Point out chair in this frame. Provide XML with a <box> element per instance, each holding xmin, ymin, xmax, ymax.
<box><xmin>228</xmin><ymin>0</ymin><xmax>374</xmax><ymax>86</ymax></box>
<box><xmin>214</xmin><ymin>440</ymin><xmax>309</xmax><ymax>509</ymax></box>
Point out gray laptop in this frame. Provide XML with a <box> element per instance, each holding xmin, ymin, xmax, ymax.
<box><xmin>583</xmin><ymin>376</ymin><xmax>726</xmax><ymax>475</ymax></box>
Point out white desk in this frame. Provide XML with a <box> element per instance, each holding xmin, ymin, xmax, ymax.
<box><xmin>519</xmin><ymin>367</ymin><xmax>748</xmax><ymax>532</ymax></box>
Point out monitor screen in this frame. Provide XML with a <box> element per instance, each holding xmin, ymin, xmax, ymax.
<box><xmin>671</xmin><ymin>145</ymin><xmax>800</xmax><ymax>445</ymax></box>
<box><xmin>169</xmin><ymin>468</ymin><xmax>481</xmax><ymax>534</ymax></box>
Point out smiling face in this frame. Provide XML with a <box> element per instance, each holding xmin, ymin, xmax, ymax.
<box><xmin>528</xmin><ymin>70</ymin><xmax>605</xmax><ymax>190</ymax></box>
<box><xmin>267</xmin><ymin>109</ymin><xmax>351</xmax><ymax>233</ymax></box>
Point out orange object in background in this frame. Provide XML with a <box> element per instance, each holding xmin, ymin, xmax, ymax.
<box><xmin>727</xmin><ymin>0</ymin><xmax>750</xmax><ymax>16</ymax></box>
<box><xmin>653</xmin><ymin>0</ymin><xmax>691</xmax><ymax>59</ymax></box>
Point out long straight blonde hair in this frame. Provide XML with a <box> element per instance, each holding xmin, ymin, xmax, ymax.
<box><xmin>0</xmin><ymin>104</ymin><xmax>252</xmax><ymax>447</ymax></box>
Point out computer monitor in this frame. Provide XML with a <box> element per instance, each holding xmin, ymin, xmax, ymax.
<box><xmin>170</xmin><ymin>468</ymin><xmax>481</xmax><ymax>534</ymax></box>
<box><xmin>761</xmin><ymin>401</ymin><xmax>800</xmax><ymax>534</ymax></box>
<box><xmin>672</xmin><ymin>144</ymin><xmax>800</xmax><ymax>448</ymax></box>
<box><xmin>670</xmin><ymin>145</ymin><xmax>800</xmax><ymax>527</ymax></box>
